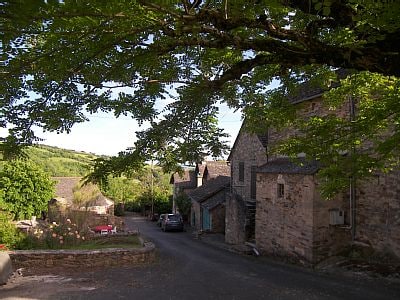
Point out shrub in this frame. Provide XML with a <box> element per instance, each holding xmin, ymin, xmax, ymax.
<box><xmin>26</xmin><ymin>218</ymin><xmax>92</xmax><ymax>249</ymax></box>
<box><xmin>0</xmin><ymin>160</ymin><xmax>55</xmax><ymax>220</ymax></box>
<box><xmin>0</xmin><ymin>211</ymin><xmax>26</xmax><ymax>249</ymax></box>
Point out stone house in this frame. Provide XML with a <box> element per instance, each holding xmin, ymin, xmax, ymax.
<box><xmin>189</xmin><ymin>161</ymin><xmax>230</xmax><ymax>232</ymax></box>
<box><xmin>169</xmin><ymin>169</ymin><xmax>197</xmax><ymax>213</ymax></box>
<box><xmin>228</xmin><ymin>89</ymin><xmax>400</xmax><ymax>265</ymax></box>
<box><xmin>49</xmin><ymin>177</ymin><xmax>120</xmax><ymax>229</ymax></box>
<box><xmin>188</xmin><ymin>175</ymin><xmax>230</xmax><ymax>233</ymax></box>
<box><xmin>225</xmin><ymin>125</ymin><xmax>268</xmax><ymax>244</ymax></box>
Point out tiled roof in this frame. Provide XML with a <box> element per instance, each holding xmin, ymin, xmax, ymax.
<box><xmin>53</xmin><ymin>177</ymin><xmax>81</xmax><ymax>201</ymax></box>
<box><xmin>170</xmin><ymin>170</ymin><xmax>197</xmax><ymax>189</ymax></box>
<box><xmin>188</xmin><ymin>175</ymin><xmax>230</xmax><ymax>203</ymax></box>
<box><xmin>288</xmin><ymin>69</ymin><xmax>351</xmax><ymax>104</ymax></box>
<box><xmin>257</xmin><ymin>158</ymin><xmax>320</xmax><ymax>175</ymax></box>
<box><xmin>204</xmin><ymin>161</ymin><xmax>230</xmax><ymax>178</ymax></box>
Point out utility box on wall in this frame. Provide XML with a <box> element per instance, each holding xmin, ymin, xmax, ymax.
<box><xmin>329</xmin><ymin>209</ymin><xmax>345</xmax><ymax>225</ymax></box>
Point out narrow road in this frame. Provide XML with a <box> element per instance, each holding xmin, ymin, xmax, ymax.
<box><xmin>2</xmin><ymin>216</ymin><xmax>399</xmax><ymax>300</ymax></box>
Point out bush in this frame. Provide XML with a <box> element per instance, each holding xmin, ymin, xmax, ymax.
<box><xmin>24</xmin><ymin>218</ymin><xmax>91</xmax><ymax>249</ymax></box>
<box><xmin>0</xmin><ymin>211</ymin><xmax>26</xmax><ymax>250</ymax></box>
<box><xmin>0</xmin><ymin>160</ymin><xmax>55</xmax><ymax>220</ymax></box>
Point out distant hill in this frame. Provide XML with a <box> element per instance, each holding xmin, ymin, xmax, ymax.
<box><xmin>24</xmin><ymin>145</ymin><xmax>104</xmax><ymax>177</ymax></box>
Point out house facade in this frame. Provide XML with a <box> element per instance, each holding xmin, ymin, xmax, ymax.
<box><xmin>189</xmin><ymin>175</ymin><xmax>230</xmax><ymax>233</ymax></box>
<box><xmin>228</xmin><ymin>91</ymin><xmax>400</xmax><ymax>264</ymax></box>
<box><xmin>189</xmin><ymin>161</ymin><xmax>230</xmax><ymax>232</ymax></box>
<box><xmin>225</xmin><ymin>127</ymin><xmax>268</xmax><ymax>244</ymax></box>
<box><xmin>261</xmin><ymin>95</ymin><xmax>400</xmax><ymax>264</ymax></box>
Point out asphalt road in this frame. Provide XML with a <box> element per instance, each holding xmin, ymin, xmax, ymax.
<box><xmin>2</xmin><ymin>216</ymin><xmax>400</xmax><ymax>300</ymax></box>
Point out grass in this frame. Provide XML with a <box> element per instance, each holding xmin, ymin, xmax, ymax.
<box><xmin>25</xmin><ymin>235</ymin><xmax>142</xmax><ymax>250</ymax></box>
<box><xmin>66</xmin><ymin>235</ymin><xmax>142</xmax><ymax>250</ymax></box>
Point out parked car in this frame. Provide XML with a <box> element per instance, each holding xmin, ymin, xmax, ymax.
<box><xmin>161</xmin><ymin>214</ymin><xmax>184</xmax><ymax>232</ymax></box>
<box><xmin>157</xmin><ymin>214</ymin><xmax>167</xmax><ymax>227</ymax></box>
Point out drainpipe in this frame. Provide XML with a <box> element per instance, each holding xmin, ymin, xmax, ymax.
<box><xmin>349</xmin><ymin>96</ymin><xmax>356</xmax><ymax>241</ymax></box>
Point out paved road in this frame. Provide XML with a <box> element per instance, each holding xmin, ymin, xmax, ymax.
<box><xmin>2</xmin><ymin>216</ymin><xmax>400</xmax><ymax>299</ymax></box>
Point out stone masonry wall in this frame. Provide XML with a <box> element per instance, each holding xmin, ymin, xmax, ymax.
<box><xmin>355</xmin><ymin>171</ymin><xmax>400</xmax><ymax>259</ymax></box>
<box><xmin>225</xmin><ymin>193</ymin><xmax>247</xmax><ymax>244</ymax></box>
<box><xmin>211</xmin><ymin>205</ymin><xmax>225</xmax><ymax>233</ymax></box>
<box><xmin>230</xmin><ymin>130</ymin><xmax>269</xmax><ymax>201</ymax></box>
<box><xmin>262</xmin><ymin>95</ymin><xmax>400</xmax><ymax>262</ymax></box>
<box><xmin>256</xmin><ymin>173</ymin><xmax>315</xmax><ymax>264</ymax></box>
<box><xmin>191</xmin><ymin>200</ymin><xmax>201</xmax><ymax>230</ymax></box>
<box><xmin>226</xmin><ymin>130</ymin><xmax>269</xmax><ymax>244</ymax></box>
<box><xmin>9</xmin><ymin>242</ymin><xmax>155</xmax><ymax>268</ymax></box>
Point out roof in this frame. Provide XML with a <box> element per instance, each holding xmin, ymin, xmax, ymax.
<box><xmin>169</xmin><ymin>170</ymin><xmax>197</xmax><ymax>189</ymax></box>
<box><xmin>288</xmin><ymin>69</ymin><xmax>351</xmax><ymax>104</ymax></box>
<box><xmin>257</xmin><ymin>157</ymin><xmax>320</xmax><ymax>175</ymax></box>
<box><xmin>53</xmin><ymin>177</ymin><xmax>81</xmax><ymax>201</ymax></box>
<box><xmin>188</xmin><ymin>175</ymin><xmax>230</xmax><ymax>203</ymax></box>
<box><xmin>85</xmin><ymin>195</ymin><xmax>114</xmax><ymax>207</ymax></box>
<box><xmin>204</xmin><ymin>161</ymin><xmax>230</xmax><ymax>178</ymax></box>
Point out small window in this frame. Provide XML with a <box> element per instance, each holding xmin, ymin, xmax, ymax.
<box><xmin>311</xmin><ymin>102</ymin><xmax>316</xmax><ymax>111</ymax></box>
<box><xmin>250</xmin><ymin>166</ymin><xmax>257</xmax><ymax>199</ymax></box>
<box><xmin>239</xmin><ymin>162</ymin><xmax>244</xmax><ymax>182</ymax></box>
<box><xmin>277</xmin><ymin>183</ymin><xmax>284</xmax><ymax>198</ymax></box>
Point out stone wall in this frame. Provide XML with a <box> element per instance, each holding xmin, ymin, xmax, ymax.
<box><xmin>257</xmin><ymin>96</ymin><xmax>400</xmax><ymax>263</ymax></box>
<box><xmin>256</xmin><ymin>172</ymin><xmax>351</xmax><ymax>264</ymax></box>
<box><xmin>225</xmin><ymin>193</ymin><xmax>247</xmax><ymax>244</ymax></box>
<box><xmin>256</xmin><ymin>173</ymin><xmax>315</xmax><ymax>264</ymax></box>
<box><xmin>230</xmin><ymin>130</ymin><xmax>268</xmax><ymax>201</ymax></box>
<box><xmin>211</xmin><ymin>205</ymin><xmax>225</xmax><ymax>233</ymax></box>
<box><xmin>191</xmin><ymin>200</ymin><xmax>201</xmax><ymax>230</ymax></box>
<box><xmin>9</xmin><ymin>242</ymin><xmax>155</xmax><ymax>268</ymax></box>
<box><xmin>355</xmin><ymin>171</ymin><xmax>400</xmax><ymax>259</ymax></box>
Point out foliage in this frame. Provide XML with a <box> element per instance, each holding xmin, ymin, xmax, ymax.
<box><xmin>0</xmin><ymin>211</ymin><xmax>26</xmax><ymax>249</ymax></box>
<box><xmin>101</xmin><ymin>164</ymin><xmax>172</xmax><ymax>213</ymax></box>
<box><xmin>72</xmin><ymin>182</ymin><xmax>102</xmax><ymax>207</ymax></box>
<box><xmin>2</xmin><ymin>1</ymin><xmax>400</xmax><ymax>196</ymax></box>
<box><xmin>175</xmin><ymin>193</ymin><xmax>191</xmax><ymax>219</ymax></box>
<box><xmin>24</xmin><ymin>218</ymin><xmax>89</xmax><ymax>249</ymax></box>
<box><xmin>0</xmin><ymin>160</ymin><xmax>55</xmax><ymax>220</ymax></box>
<box><xmin>24</xmin><ymin>145</ymin><xmax>100</xmax><ymax>177</ymax></box>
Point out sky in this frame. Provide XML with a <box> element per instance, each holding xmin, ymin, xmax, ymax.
<box><xmin>1</xmin><ymin>104</ymin><xmax>243</xmax><ymax>158</ymax></box>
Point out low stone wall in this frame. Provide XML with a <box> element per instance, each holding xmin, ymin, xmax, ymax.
<box><xmin>8</xmin><ymin>242</ymin><xmax>155</xmax><ymax>268</ymax></box>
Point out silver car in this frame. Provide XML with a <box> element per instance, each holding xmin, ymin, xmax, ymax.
<box><xmin>161</xmin><ymin>214</ymin><xmax>184</xmax><ymax>232</ymax></box>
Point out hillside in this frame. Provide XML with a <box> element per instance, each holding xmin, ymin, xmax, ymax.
<box><xmin>24</xmin><ymin>145</ymin><xmax>103</xmax><ymax>177</ymax></box>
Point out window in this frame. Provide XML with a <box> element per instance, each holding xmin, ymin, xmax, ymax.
<box><xmin>239</xmin><ymin>162</ymin><xmax>244</xmax><ymax>182</ymax></box>
<box><xmin>250</xmin><ymin>166</ymin><xmax>257</xmax><ymax>199</ymax></box>
<box><xmin>277</xmin><ymin>183</ymin><xmax>284</xmax><ymax>198</ymax></box>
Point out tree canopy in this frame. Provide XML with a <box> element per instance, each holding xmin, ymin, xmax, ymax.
<box><xmin>1</xmin><ymin>1</ymin><xmax>400</xmax><ymax>196</ymax></box>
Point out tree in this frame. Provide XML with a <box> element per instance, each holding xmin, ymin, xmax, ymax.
<box><xmin>1</xmin><ymin>1</ymin><xmax>400</xmax><ymax>196</ymax></box>
<box><xmin>175</xmin><ymin>192</ymin><xmax>192</xmax><ymax>221</ymax></box>
<box><xmin>0</xmin><ymin>160</ymin><xmax>55</xmax><ymax>220</ymax></box>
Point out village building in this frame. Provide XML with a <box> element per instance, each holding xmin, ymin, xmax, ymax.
<box><xmin>189</xmin><ymin>175</ymin><xmax>230</xmax><ymax>233</ymax></box>
<box><xmin>225</xmin><ymin>127</ymin><xmax>268</xmax><ymax>244</ymax></box>
<box><xmin>227</xmin><ymin>88</ymin><xmax>400</xmax><ymax>264</ymax></box>
<box><xmin>169</xmin><ymin>169</ymin><xmax>197</xmax><ymax>213</ymax></box>
<box><xmin>189</xmin><ymin>161</ymin><xmax>230</xmax><ymax>232</ymax></box>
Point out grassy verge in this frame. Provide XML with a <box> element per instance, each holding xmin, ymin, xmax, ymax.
<box><xmin>25</xmin><ymin>235</ymin><xmax>142</xmax><ymax>250</ymax></box>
